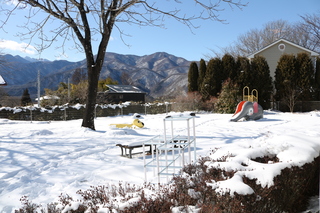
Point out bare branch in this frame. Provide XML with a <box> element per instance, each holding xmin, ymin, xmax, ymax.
<box><xmin>1</xmin><ymin>0</ymin><xmax>247</xmax><ymax>129</ymax></box>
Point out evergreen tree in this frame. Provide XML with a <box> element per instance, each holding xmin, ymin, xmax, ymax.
<box><xmin>236</xmin><ymin>56</ymin><xmax>252</xmax><ymax>92</ymax></box>
<box><xmin>315</xmin><ymin>57</ymin><xmax>320</xmax><ymax>100</ymax></box>
<box><xmin>275</xmin><ymin>54</ymin><xmax>300</xmax><ymax>112</ymax></box>
<box><xmin>198</xmin><ymin>59</ymin><xmax>207</xmax><ymax>95</ymax></box>
<box><xmin>188</xmin><ymin>62</ymin><xmax>199</xmax><ymax>92</ymax></box>
<box><xmin>21</xmin><ymin>88</ymin><xmax>32</xmax><ymax>106</ymax></box>
<box><xmin>250</xmin><ymin>56</ymin><xmax>273</xmax><ymax>109</ymax></box>
<box><xmin>200</xmin><ymin>58</ymin><xmax>223</xmax><ymax>100</ymax></box>
<box><xmin>296</xmin><ymin>52</ymin><xmax>314</xmax><ymax>101</ymax></box>
<box><xmin>274</xmin><ymin>54</ymin><xmax>297</xmax><ymax>100</ymax></box>
<box><xmin>222</xmin><ymin>54</ymin><xmax>237</xmax><ymax>81</ymax></box>
<box><xmin>214</xmin><ymin>78</ymin><xmax>240</xmax><ymax>113</ymax></box>
<box><xmin>275</xmin><ymin>53</ymin><xmax>315</xmax><ymax>111</ymax></box>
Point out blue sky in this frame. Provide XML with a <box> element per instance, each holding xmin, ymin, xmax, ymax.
<box><xmin>0</xmin><ymin>0</ymin><xmax>319</xmax><ymax>62</ymax></box>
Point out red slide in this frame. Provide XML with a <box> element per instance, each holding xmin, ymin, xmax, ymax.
<box><xmin>233</xmin><ymin>101</ymin><xmax>246</xmax><ymax>117</ymax></box>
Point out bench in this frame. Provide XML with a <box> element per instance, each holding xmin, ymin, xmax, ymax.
<box><xmin>116</xmin><ymin>143</ymin><xmax>153</xmax><ymax>158</ymax></box>
<box><xmin>116</xmin><ymin>136</ymin><xmax>188</xmax><ymax>158</ymax></box>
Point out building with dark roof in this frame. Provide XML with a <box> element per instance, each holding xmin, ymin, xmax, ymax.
<box><xmin>97</xmin><ymin>85</ymin><xmax>146</xmax><ymax>104</ymax></box>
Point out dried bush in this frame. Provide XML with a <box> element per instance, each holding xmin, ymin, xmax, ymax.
<box><xmin>16</xmin><ymin>154</ymin><xmax>319</xmax><ymax>213</ymax></box>
<box><xmin>15</xmin><ymin>196</ymin><xmax>39</xmax><ymax>213</ymax></box>
<box><xmin>172</xmin><ymin>92</ymin><xmax>216</xmax><ymax>112</ymax></box>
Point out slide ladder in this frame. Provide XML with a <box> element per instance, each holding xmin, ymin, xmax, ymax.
<box><xmin>243</xmin><ymin>86</ymin><xmax>258</xmax><ymax>102</ymax></box>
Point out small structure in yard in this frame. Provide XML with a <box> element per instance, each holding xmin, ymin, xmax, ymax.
<box><xmin>97</xmin><ymin>84</ymin><xmax>146</xmax><ymax>104</ymax></box>
<box><xmin>231</xmin><ymin>87</ymin><xmax>263</xmax><ymax>122</ymax></box>
<box><xmin>144</xmin><ymin>115</ymin><xmax>197</xmax><ymax>183</ymax></box>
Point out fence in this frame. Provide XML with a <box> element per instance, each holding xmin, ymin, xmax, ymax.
<box><xmin>273</xmin><ymin>101</ymin><xmax>320</xmax><ymax>112</ymax></box>
<box><xmin>0</xmin><ymin>103</ymin><xmax>174</xmax><ymax>121</ymax></box>
<box><xmin>1</xmin><ymin>100</ymin><xmax>319</xmax><ymax>121</ymax></box>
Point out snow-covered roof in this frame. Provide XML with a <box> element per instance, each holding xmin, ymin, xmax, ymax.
<box><xmin>35</xmin><ymin>95</ymin><xmax>60</xmax><ymax>101</ymax></box>
<box><xmin>247</xmin><ymin>38</ymin><xmax>320</xmax><ymax>58</ymax></box>
<box><xmin>0</xmin><ymin>75</ymin><xmax>7</xmax><ymax>86</ymax></box>
<box><xmin>106</xmin><ymin>85</ymin><xmax>145</xmax><ymax>93</ymax></box>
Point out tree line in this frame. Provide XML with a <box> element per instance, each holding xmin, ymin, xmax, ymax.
<box><xmin>188</xmin><ymin>53</ymin><xmax>320</xmax><ymax>112</ymax></box>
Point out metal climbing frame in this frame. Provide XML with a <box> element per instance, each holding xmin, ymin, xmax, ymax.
<box><xmin>243</xmin><ymin>86</ymin><xmax>258</xmax><ymax>102</ymax></box>
<box><xmin>143</xmin><ymin>116</ymin><xmax>196</xmax><ymax>183</ymax></box>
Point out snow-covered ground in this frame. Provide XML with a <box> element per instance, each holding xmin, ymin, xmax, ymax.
<box><xmin>0</xmin><ymin>110</ymin><xmax>319</xmax><ymax>212</ymax></box>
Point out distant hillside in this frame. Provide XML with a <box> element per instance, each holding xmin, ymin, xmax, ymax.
<box><xmin>0</xmin><ymin>52</ymin><xmax>191</xmax><ymax>100</ymax></box>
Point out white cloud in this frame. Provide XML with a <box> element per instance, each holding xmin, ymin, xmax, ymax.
<box><xmin>0</xmin><ymin>39</ymin><xmax>37</xmax><ymax>55</ymax></box>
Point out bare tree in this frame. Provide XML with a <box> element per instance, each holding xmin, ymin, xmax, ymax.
<box><xmin>71</xmin><ymin>68</ymin><xmax>87</xmax><ymax>84</ymax></box>
<box><xmin>209</xmin><ymin>15</ymin><xmax>320</xmax><ymax>58</ymax></box>
<box><xmin>1</xmin><ymin>0</ymin><xmax>246</xmax><ymax>130</ymax></box>
<box><xmin>282</xmin><ymin>80</ymin><xmax>301</xmax><ymax>113</ymax></box>
<box><xmin>299</xmin><ymin>12</ymin><xmax>320</xmax><ymax>53</ymax></box>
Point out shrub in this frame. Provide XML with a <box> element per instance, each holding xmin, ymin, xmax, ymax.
<box><xmin>16</xmin><ymin>154</ymin><xmax>319</xmax><ymax>213</ymax></box>
<box><xmin>214</xmin><ymin>79</ymin><xmax>241</xmax><ymax>113</ymax></box>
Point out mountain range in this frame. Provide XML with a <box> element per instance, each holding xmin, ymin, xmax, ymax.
<box><xmin>0</xmin><ymin>52</ymin><xmax>191</xmax><ymax>100</ymax></box>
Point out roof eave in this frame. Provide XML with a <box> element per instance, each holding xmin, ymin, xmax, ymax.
<box><xmin>247</xmin><ymin>38</ymin><xmax>320</xmax><ymax>58</ymax></box>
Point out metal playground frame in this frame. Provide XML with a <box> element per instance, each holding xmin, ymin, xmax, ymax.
<box><xmin>143</xmin><ymin>115</ymin><xmax>197</xmax><ymax>183</ymax></box>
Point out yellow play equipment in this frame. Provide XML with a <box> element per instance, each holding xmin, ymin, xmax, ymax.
<box><xmin>110</xmin><ymin>119</ymin><xmax>144</xmax><ymax>128</ymax></box>
<box><xmin>243</xmin><ymin>86</ymin><xmax>258</xmax><ymax>102</ymax></box>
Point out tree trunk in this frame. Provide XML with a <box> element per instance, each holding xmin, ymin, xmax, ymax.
<box><xmin>81</xmin><ymin>31</ymin><xmax>110</xmax><ymax>130</ymax></box>
<box><xmin>81</xmin><ymin>65</ymin><xmax>100</xmax><ymax>130</ymax></box>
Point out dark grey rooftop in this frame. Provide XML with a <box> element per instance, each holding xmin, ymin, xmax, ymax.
<box><xmin>106</xmin><ymin>85</ymin><xmax>145</xmax><ymax>93</ymax></box>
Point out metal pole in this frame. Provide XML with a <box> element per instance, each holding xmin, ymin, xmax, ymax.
<box><xmin>143</xmin><ymin>142</ymin><xmax>146</xmax><ymax>182</ymax></box>
<box><xmin>145</xmin><ymin>104</ymin><xmax>147</xmax><ymax>115</ymax></box>
<box><xmin>30</xmin><ymin>107</ymin><xmax>32</xmax><ymax>123</ymax></box>
<box><xmin>37</xmin><ymin>70</ymin><xmax>40</xmax><ymax>107</ymax></box>
<box><xmin>193</xmin><ymin>117</ymin><xmax>196</xmax><ymax>163</ymax></box>
<box><xmin>157</xmin><ymin>146</ymin><xmax>160</xmax><ymax>184</ymax></box>
<box><xmin>68</xmin><ymin>78</ymin><xmax>70</xmax><ymax>103</ymax></box>
<box><xmin>165</xmin><ymin>102</ymin><xmax>168</xmax><ymax>115</ymax></box>
<box><xmin>94</xmin><ymin>104</ymin><xmax>97</xmax><ymax>119</ymax></box>
<box><xmin>187</xmin><ymin>119</ymin><xmax>191</xmax><ymax>163</ymax></box>
<box><xmin>64</xmin><ymin>107</ymin><xmax>67</xmax><ymax>121</ymax></box>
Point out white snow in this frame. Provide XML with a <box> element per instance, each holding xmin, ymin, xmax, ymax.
<box><xmin>0</xmin><ymin>75</ymin><xmax>5</xmax><ymax>85</ymax></box>
<box><xmin>35</xmin><ymin>95</ymin><xmax>61</xmax><ymax>101</ymax></box>
<box><xmin>0</xmin><ymin>110</ymin><xmax>320</xmax><ymax>212</ymax></box>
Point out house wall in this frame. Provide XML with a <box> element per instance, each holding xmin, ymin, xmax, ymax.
<box><xmin>254</xmin><ymin>41</ymin><xmax>313</xmax><ymax>80</ymax></box>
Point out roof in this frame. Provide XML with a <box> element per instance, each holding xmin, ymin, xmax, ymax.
<box><xmin>35</xmin><ymin>95</ymin><xmax>60</xmax><ymax>101</ymax></box>
<box><xmin>247</xmin><ymin>38</ymin><xmax>320</xmax><ymax>58</ymax></box>
<box><xmin>106</xmin><ymin>85</ymin><xmax>145</xmax><ymax>93</ymax></box>
<box><xmin>0</xmin><ymin>75</ymin><xmax>7</xmax><ymax>86</ymax></box>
